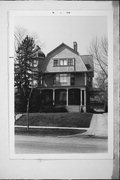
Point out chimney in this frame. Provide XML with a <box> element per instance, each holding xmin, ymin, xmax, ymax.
<box><xmin>73</xmin><ymin>41</ymin><xmax>77</xmax><ymax>52</ymax></box>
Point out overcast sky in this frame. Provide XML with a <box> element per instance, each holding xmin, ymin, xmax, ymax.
<box><xmin>15</xmin><ymin>15</ymin><xmax>107</xmax><ymax>56</ymax></box>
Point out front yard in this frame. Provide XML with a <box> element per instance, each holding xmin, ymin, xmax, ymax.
<box><xmin>15</xmin><ymin>112</ymin><xmax>93</xmax><ymax>128</ymax></box>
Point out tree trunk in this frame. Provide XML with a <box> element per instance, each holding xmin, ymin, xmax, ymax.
<box><xmin>27</xmin><ymin>100</ymin><xmax>30</xmax><ymax>130</ymax></box>
<box><xmin>26</xmin><ymin>88</ymin><xmax>33</xmax><ymax>130</ymax></box>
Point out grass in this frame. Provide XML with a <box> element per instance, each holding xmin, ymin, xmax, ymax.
<box><xmin>15</xmin><ymin>112</ymin><xmax>93</xmax><ymax>128</ymax></box>
<box><xmin>15</xmin><ymin>127</ymin><xmax>86</xmax><ymax>136</ymax></box>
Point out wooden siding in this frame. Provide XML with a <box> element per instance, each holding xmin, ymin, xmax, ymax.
<box><xmin>42</xmin><ymin>73</ymin><xmax>86</xmax><ymax>87</ymax></box>
<box><xmin>75</xmin><ymin>73</ymin><xmax>85</xmax><ymax>86</ymax></box>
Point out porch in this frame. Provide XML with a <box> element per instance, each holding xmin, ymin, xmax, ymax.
<box><xmin>39</xmin><ymin>88</ymin><xmax>87</xmax><ymax>112</ymax></box>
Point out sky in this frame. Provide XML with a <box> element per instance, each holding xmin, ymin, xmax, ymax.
<box><xmin>14</xmin><ymin>15</ymin><xmax>107</xmax><ymax>56</ymax></box>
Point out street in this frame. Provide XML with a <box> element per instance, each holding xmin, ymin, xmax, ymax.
<box><xmin>15</xmin><ymin>134</ymin><xmax>108</xmax><ymax>154</ymax></box>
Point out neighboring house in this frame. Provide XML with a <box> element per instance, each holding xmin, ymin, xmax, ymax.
<box><xmin>35</xmin><ymin>42</ymin><xmax>94</xmax><ymax>112</ymax></box>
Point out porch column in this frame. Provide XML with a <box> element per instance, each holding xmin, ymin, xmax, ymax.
<box><xmin>66</xmin><ymin>89</ymin><xmax>68</xmax><ymax>106</ymax></box>
<box><xmin>53</xmin><ymin>89</ymin><xmax>55</xmax><ymax>105</ymax></box>
<box><xmin>80</xmin><ymin>89</ymin><xmax>82</xmax><ymax>106</ymax></box>
<box><xmin>84</xmin><ymin>89</ymin><xmax>86</xmax><ymax>106</ymax></box>
<box><xmin>84</xmin><ymin>89</ymin><xmax>86</xmax><ymax>112</ymax></box>
<box><xmin>85</xmin><ymin>72</ymin><xmax>87</xmax><ymax>86</ymax></box>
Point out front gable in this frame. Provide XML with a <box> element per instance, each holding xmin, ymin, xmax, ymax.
<box><xmin>44</xmin><ymin>43</ymin><xmax>87</xmax><ymax>73</ymax></box>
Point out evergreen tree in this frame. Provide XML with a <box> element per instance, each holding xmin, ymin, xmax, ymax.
<box><xmin>15</xmin><ymin>35</ymin><xmax>39</xmax><ymax>97</ymax></box>
<box><xmin>15</xmin><ymin>35</ymin><xmax>40</xmax><ymax>129</ymax></box>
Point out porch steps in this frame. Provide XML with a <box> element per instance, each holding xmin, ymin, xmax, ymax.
<box><xmin>67</xmin><ymin>105</ymin><xmax>81</xmax><ymax>112</ymax></box>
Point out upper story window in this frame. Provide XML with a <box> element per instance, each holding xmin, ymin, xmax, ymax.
<box><xmin>68</xmin><ymin>58</ymin><xmax>74</xmax><ymax>66</ymax></box>
<box><xmin>71</xmin><ymin>74</ymin><xmax>75</xmax><ymax>85</ymax></box>
<box><xmin>59</xmin><ymin>59</ymin><xmax>67</xmax><ymax>66</ymax></box>
<box><xmin>33</xmin><ymin>60</ymin><xmax>38</xmax><ymax>67</ymax></box>
<box><xmin>53</xmin><ymin>58</ymin><xmax>74</xmax><ymax>67</ymax></box>
<box><xmin>54</xmin><ymin>59</ymin><xmax>59</xmax><ymax>67</ymax></box>
<box><xmin>59</xmin><ymin>74</ymin><xmax>68</xmax><ymax>83</ymax></box>
<box><xmin>54</xmin><ymin>73</ymin><xmax>70</xmax><ymax>86</ymax></box>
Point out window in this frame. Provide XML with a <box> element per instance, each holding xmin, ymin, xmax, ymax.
<box><xmin>54</xmin><ymin>74</ymin><xmax>70</xmax><ymax>85</ymax></box>
<box><xmin>71</xmin><ymin>74</ymin><xmax>75</xmax><ymax>85</ymax></box>
<box><xmin>68</xmin><ymin>58</ymin><xmax>74</xmax><ymax>66</ymax></box>
<box><xmin>59</xmin><ymin>74</ymin><xmax>68</xmax><ymax>83</ymax></box>
<box><xmin>53</xmin><ymin>58</ymin><xmax>74</xmax><ymax>67</ymax></box>
<box><xmin>33</xmin><ymin>60</ymin><xmax>38</xmax><ymax>67</ymax></box>
<box><xmin>59</xmin><ymin>59</ymin><xmax>67</xmax><ymax>66</ymax></box>
<box><xmin>55</xmin><ymin>74</ymin><xmax>60</xmax><ymax>82</ymax></box>
<box><xmin>54</xmin><ymin>59</ymin><xmax>59</xmax><ymax>66</ymax></box>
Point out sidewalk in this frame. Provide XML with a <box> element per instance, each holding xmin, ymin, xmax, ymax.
<box><xmin>83</xmin><ymin>113</ymin><xmax>108</xmax><ymax>138</ymax></box>
<box><xmin>15</xmin><ymin>125</ymin><xmax>88</xmax><ymax>130</ymax></box>
<box><xmin>15</xmin><ymin>114</ymin><xmax>23</xmax><ymax>120</ymax></box>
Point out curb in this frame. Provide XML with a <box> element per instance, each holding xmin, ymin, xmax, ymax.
<box><xmin>15</xmin><ymin>125</ymin><xmax>89</xmax><ymax>130</ymax></box>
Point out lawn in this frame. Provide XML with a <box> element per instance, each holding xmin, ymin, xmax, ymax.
<box><xmin>15</xmin><ymin>112</ymin><xmax>93</xmax><ymax>128</ymax></box>
<box><xmin>15</xmin><ymin>127</ymin><xmax>86</xmax><ymax>136</ymax></box>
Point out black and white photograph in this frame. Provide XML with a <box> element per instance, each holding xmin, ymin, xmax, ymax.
<box><xmin>0</xmin><ymin>1</ymin><xmax>119</xmax><ymax>179</ymax></box>
<box><xmin>9</xmin><ymin>10</ymin><xmax>113</xmax><ymax>159</ymax></box>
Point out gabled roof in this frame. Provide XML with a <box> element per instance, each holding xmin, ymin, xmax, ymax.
<box><xmin>39</xmin><ymin>43</ymin><xmax>94</xmax><ymax>73</ymax></box>
<box><xmin>81</xmin><ymin>55</ymin><xmax>94</xmax><ymax>71</ymax></box>
<box><xmin>47</xmin><ymin>43</ymin><xmax>79</xmax><ymax>57</ymax></box>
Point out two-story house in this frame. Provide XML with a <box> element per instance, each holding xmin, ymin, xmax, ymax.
<box><xmin>36</xmin><ymin>42</ymin><xmax>94</xmax><ymax>112</ymax></box>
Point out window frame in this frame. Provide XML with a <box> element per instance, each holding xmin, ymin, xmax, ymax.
<box><xmin>53</xmin><ymin>59</ymin><xmax>59</xmax><ymax>67</ymax></box>
<box><xmin>53</xmin><ymin>58</ymin><xmax>74</xmax><ymax>67</ymax></box>
<box><xmin>71</xmin><ymin>74</ymin><xmax>75</xmax><ymax>85</ymax></box>
<box><xmin>68</xmin><ymin>58</ymin><xmax>74</xmax><ymax>66</ymax></box>
<box><xmin>59</xmin><ymin>73</ymin><xmax>68</xmax><ymax>84</ymax></box>
<box><xmin>33</xmin><ymin>59</ymin><xmax>38</xmax><ymax>67</ymax></box>
<box><xmin>54</xmin><ymin>73</ymin><xmax>70</xmax><ymax>85</ymax></box>
<box><xmin>59</xmin><ymin>59</ymin><xmax>68</xmax><ymax>66</ymax></box>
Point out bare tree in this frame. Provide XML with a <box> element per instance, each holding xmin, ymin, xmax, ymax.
<box><xmin>89</xmin><ymin>37</ymin><xmax>108</xmax><ymax>111</ymax></box>
<box><xmin>14</xmin><ymin>27</ymin><xmax>27</xmax><ymax>52</ymax></box>
<box><xmin>14</xmin><ymin>26</ymin><xmax>44</xmax><ymax>53</ymax></box>
<box><xmin>89</xmin><ymin>36</ymin><xmax>108</xmax><ymax>78</ymax></box>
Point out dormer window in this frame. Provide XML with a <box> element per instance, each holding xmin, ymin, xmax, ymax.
<box><xmin>53</xmin><ymin>59</ymin><xmax>59</xmax><ymax>67</ymax></box>
<box><xmin>53</xmin><ymin>58</ymin><xmax>74</xmax><ymax>67</ymax></box>
<box><xmin>59</xmin><ymin>59</ymin><xmax>67</xmax><ymax>66</ymax></box>
<box><xmin>68</xmin><ymin>58</ymin><xmax>74</xmax><ymax>66</ymax></box>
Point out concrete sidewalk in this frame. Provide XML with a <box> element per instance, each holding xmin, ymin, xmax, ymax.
<box><xmin>15</xmin><ymin>114</ymin><xmax>23</xmax><ymax>120</ymax></box>
<box><xmin>15</xmin><ymin>125</ymin><xmax>88</xmax><ymax>130</ymax></box>
<box><xmin>83</xmin><ymin>113</ymin><xmax>108</xmax><ymax>138</ymax></box>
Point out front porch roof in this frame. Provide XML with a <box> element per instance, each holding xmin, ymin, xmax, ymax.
<box><xmin>36</xmin><ymin>86</ymin><xmax>86</xmax><ymax>90</ymax></box>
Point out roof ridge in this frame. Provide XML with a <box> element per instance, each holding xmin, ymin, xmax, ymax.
<box><xmin>80</xmin><ymin>54</ymin><xmax>93</xmax><ymax>56</ymax></box>
<box><xmin>47</xmin><ymin>42</ymin><xmax>79</xmax><ymax>57</ymax></box>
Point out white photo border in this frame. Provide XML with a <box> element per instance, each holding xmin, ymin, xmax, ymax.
<box><xmin>9</xmin><ymin>10</ymin><xmax>113</xmax><ymax>160</ymax></box>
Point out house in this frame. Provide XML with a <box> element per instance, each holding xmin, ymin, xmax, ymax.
<box><xmin>33</xmin><ymin>42</ymin><xmax>94</xmax><ymax>112</ymax></box>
